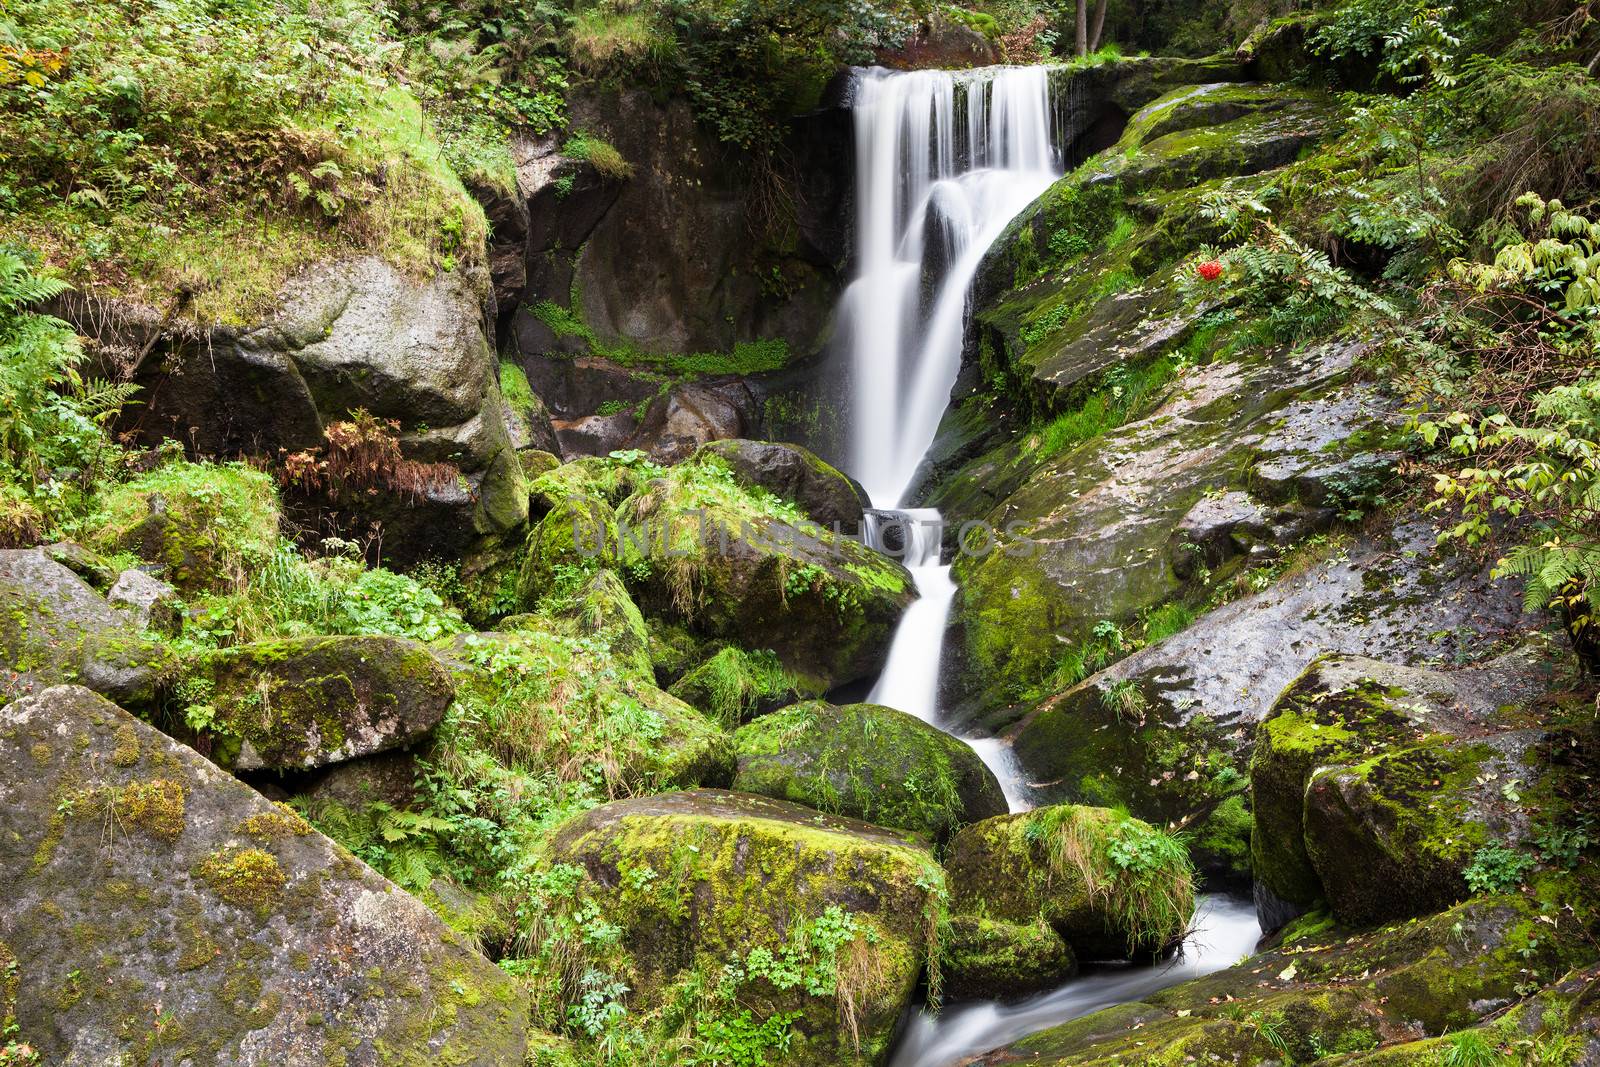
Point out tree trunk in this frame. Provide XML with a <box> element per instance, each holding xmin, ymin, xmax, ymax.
<box><xmin>1088</xmin><ymin>0</ymin><xmax>1108</xmax><ymax>52</ymax></box>
<box><xmin>1075</xmin><ymin>0</ymin><xmax>1088</xmax><ymax>56</ymax></box>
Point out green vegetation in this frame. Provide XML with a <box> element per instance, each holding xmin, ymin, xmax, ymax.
<box><xmin>2</xmin><ymin>0</ymin><xmax>491</xmax><ymax>323</ymax></box>
<box><xmin>1029</xmin><ymin>354</ymin><xmax>1180</xmax><ymax>461</ymax></box>
<box><xmin>533</xmin><ymin>299</ymin><xmax>792</xmax><ymax>378</ymax></box>
<box><xmin>562</xmin><ymin>131</ymin><xmax>634</xmax><ymax>180</ymax></box>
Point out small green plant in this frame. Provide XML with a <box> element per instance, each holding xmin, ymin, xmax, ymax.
<box><xmin>1463</xmin><ymin>843</ymin><xmax>1535</xmax><ymax>894</ymax></box>
<box><xmin>1441</xmin><ymin>1029</ymin><xmax>1507</xmax><ymax>1067</ymax></box>
<box><xmin>562</xmin><ymin>131</ymin><xmax>635</xmax><ymax>180</ymax></box>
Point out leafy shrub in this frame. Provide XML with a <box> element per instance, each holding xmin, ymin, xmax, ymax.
<box><xmin>0</xmin><ymin>250</ymin><xmax>134</xmax><ymax>535</ymax></box>
<box><xmin>1409</xmin><ymin>196</ymin><xmax>1600</xmax><ymax>668</ymax></box>
<box><xmin>1463</xmin><ymin>843</ymin><xmax>1535</xmax><ymax>894</ymax></box>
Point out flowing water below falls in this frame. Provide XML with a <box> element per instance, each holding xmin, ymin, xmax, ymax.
<box><xmin>841</xmin><ymin>65</ymin><xmax>1260</xmax><ymax>1063</ymax></box>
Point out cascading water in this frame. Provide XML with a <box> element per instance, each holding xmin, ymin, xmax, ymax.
<box><xmin>841</xmin><ymin>65</ymin><xmax>1058</xmax><ymax>508</ymax></box>
<box><xmin>838</xmin><ymin>66</ymin><xmax>1261</xmax><ymax>1064</ymax></box>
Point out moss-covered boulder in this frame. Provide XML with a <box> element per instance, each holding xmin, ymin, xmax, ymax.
<box><xmin>668</xmin><ymin>645</ymin><xmax>808</xmax><ymax>726</ymax></box>
<box><xmin>0</xmin><ymin>547</ymin><xmax>177</xmax><ymax>709</ymax></box>
<box><xmin>92</xmin><ymin>460</ymin><xmax>280</xmax><ymax>594</ymax></box>
<box><xmin>445</xmin><ymin>630</ymin><xmax>735</xmax><ymax>792</ymax></box>
<box><xmin>973</xmin><ymin>888</ymin><xmax>1595</xmax><ymax>1065</ymax></box>
<box><xmin>516</xmin><ymin>494</ymin><xmax>624</xmax><ymax>604</ymax></box>
<box><xmin>618</xmin><ymin>464</ymin><xmax>914</xmax><ymax>690</ymax></box>
<box><xmin>1251</xmin><ymin>650</ymin><xmax>1553</xmax><ymax>930</ymax></box>
<box><xmin>533</xmin><ymin>790</ymin><xmax>941</xmax><ymax>1067</ymax></box>
<box><xmin>732</xmin><ymin>701</ymin><xmax>1006</xmax><ymax>840</ymax></box>
<box><xmin>946</xmin><ymin>805</ymin><xmax>1195</xmax><ymax>960</ymax></box>
<box><xmin>1086</xmin><ymin>86</ymin><xmax>1335</xmax><ymax>194</ymax></box>
<box><xmin>200</xmin><ymin>635</ymin><xmax>455</xmax><ymax>772</ymax></box>
<box><xmin>942</xmin><ymin>915</ymin><xmax>1076</xmax><ymax>1001</ymax></box>
<box><xmin>0</xmin><ymin>685</ymin><xmax>534</xmax><ymax>1064</ymax></box>
<box><xmin>693</xmin><ymin>439</ymin><xmax>870</xmax><ymax>530</ymax></box>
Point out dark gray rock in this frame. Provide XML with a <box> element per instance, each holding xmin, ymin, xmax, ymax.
<box><xmin>0</xmin><ymin>685</ymin><xmax>533</xmax><ymax>1064</ymax></box>
<box><xmin>0</xmin><ymin>548</ymin><xmax>176</xmax><ymax>709</ymax></box>
<box><xmin>87</xmin><ymin>258</ymin><xmax>527</xmax><ymax>564</ymax></box>
<box><xmin>201</xmin><ymin>635</ymin><xmax>455</xmax><ymax>772</ymax></box>
<box><xmin>106</xmin><ymin>568</ymin><xmax>181</xmax><ymax>635</ymax></box>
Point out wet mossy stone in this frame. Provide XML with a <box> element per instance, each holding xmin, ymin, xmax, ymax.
<box><xmin>942</xmin><ymin>915</ymin><xmax>1076</xmax><ymax>1001</ymax></box>
<box><xmin>528</xmin><ymin>455</ymin><xmax>652</xmax><ymax>515</ymax></box>
<box><xmin>1251</xmin><ymin>649</ymin><xmax>1553</xmax><ymax>930</ymax></box>
<box><xmin>0</xmin><ymin>547</ymin><xmax>177</xmax><ymax>710</ymax></box>
<box><xmin>534</xmin><ymin>568</ymin><xmax>655</xmax><ymax>683</ymax></box>
<box><xmin>92</xmin><ymin>460</ymin><xmax>280</xmax><ymax>595</ymax></box>
<box><xmin>731</xmin><ymin>701</ymin><xmax>1006</xmax><ymax>841</ymax></box>
<box><xmin>202</xmin><ymin>635</ymin><xmax>455</xmax><ymax>772</ymax></box>
<box><xmin>977</xmin><ymin>889</ymin><xmax>1595</xmax><ymax>1064</ymax></box>
<box><xmin>945</xmin><ymin>805</ymin><xmax>1196</xmax><ymax>961</ymax></box>
<box><xmin>693</xmin><ymin>439</ymin><xmax>870</xmax><ymax>530</ymax></box>
<box><xmin>1118</xmin><ymin>82</ymin><xmax>1328</xmax><ymax>153</ymax></box>
<box><xmin>542</xmin><ymin>789</ymin><xmax>940</xmax><ymax>1067</ymax></box>
<box><xmin>1085</xmin><ymin>90</ymin><xmax>1336</xmax><ymax>194</ymax></box>
<box><xmin>619</xmin><ymin>472</ymin><xmax>915</xmax><ymax>692</ymax></box>
<box><xmin>515</xmin><ymin>494</ymin><xmax>624</xmax><ymax>606</ymax></box>
<box><xmin>0</xmin><ymin>685</ymin><xmax>534</xmax><ymax>1064</ymax></box>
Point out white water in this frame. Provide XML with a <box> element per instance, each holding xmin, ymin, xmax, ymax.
<box><xmin>839</xmin><ymin>66</ymin><xmax>1262</xmax><ymax>1065</ymax></box>
<box><xmin>889</xmin><ymin>896</ymin><xmax>1263</xmax><ymax>1067</ymax></box>
<box><xmin>842</xmin><ymin>65</ymin><xmax>1061</xmax><ymax>508</ymax></box>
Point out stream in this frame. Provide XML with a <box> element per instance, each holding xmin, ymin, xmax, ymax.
<box><xmin>839</xmin><ymin>64</ymin><xmax>1261</xmax><ymax>1064</ymax></box>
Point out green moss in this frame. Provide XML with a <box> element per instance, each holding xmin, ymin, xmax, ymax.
<box><xmin>63</xmin><ymin>778</ymin><xmax>187</xmax><ymax>840</ymax></box>
<box><xmin>669</xmin><ymin>646</ymin><xmax>799</xmax><ymax>727</ymax></box>
<box><xmin>196</xmin><ymin>846</ymin><xmax>288</xmax><ymax>914</ymax></box>
<box><xmin>947</xmin><ymin>805</ymin><xmax>1196</xmax><ymax>960</ymax></box>
<box><xmin>731</xmin><ymin>701</ymin><xmax>1003</xmax><ymax>841</ymax></box>
<box><xmin>92</xmin><ymin>460</ymin><xmax>280</xmax><ymax>594</ymax></box>
<box><xmin>236</xmin><ymin>803</ymin><xmax>314</xmax><ymax>840</ymax></box>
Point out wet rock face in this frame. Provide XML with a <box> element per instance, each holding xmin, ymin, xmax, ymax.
<box><xmin>952</xmin><ymin>341</ymin><xmax>1387</xmax><ymax>707</ymax></box>
<box><xmin>511</xmin><ymin>91</ymin><xmax>844</xmax><ymax>436</ymax></box>
<box><xmin>0</xmin><ymin>548</ymin><xmax>177</xmax><ymax>710</ymax></box>
<box><xmin>109</xmin><ymin>257</ymin><xmax>525</xmax><ymax>564</ymax></box>
<box><xmin>201</xmin><ymin>635</ymin><xmax>456</xmax><ymax>772</ymax></box>
<box><xmin>543</xmin><ymin>789</ymin><xmax>939</xmax><ymax>1067</ymax></box>
<box><xmin>941</xmin><ymin>915</ymin><xmax>1077</xmax><ymax>1002</ymax></box>
<box><xmin>1005</xmin><ymin>519</ymin><xmax>1534</xmax><ymax>890</ymax></box>
<box><xmin>731</xmin><ymin>701</ymin><xmax>1007</xmax><ymax>841</ymax></box>
<box><xmin>0</xmin><ymin>685</ymin><xmax>532</xmax><ymax>1065</ymax></box>
<box><xmin>972</xmin><ymin>892</ymin><xmax>1594</xmax><ymax>1065</ymax></box>
<box><xmin>1250</xmin><ymin>648</ymin><xmax>1556</xmax><ymax>929</ymax></box>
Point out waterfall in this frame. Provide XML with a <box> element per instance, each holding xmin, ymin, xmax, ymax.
<box><xmin>842</xmin><ymin>65</ymin><xmax>1061</xmax><ymax>803</ymax></box>
<box><xmin>839</xmin><ymin>67</ymin><xmax>1263</xmax><ymax>1064</ymax></box>
<box><xmin>842</xmin><ymin>65</ymin><xmax>1059</xmax><ymax>509</ymax></box>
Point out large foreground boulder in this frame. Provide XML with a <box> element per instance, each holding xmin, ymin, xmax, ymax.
<box><xmin>946</xmin><ymin>805</ymin><xmax>1195</xmax><ymax>961</ymax></box>
<box><xmin>1250</xmin><ymin>649</ymin><xmax>1554</xmax><ymax>930</ymax></box>
<box><xmin>538</xmin><ymin>790</ymin><xmax>940</xmax><ymax>1066</ymax></box>
<box><xmin>0</xmin><ymin>548</ymin><xmax>177</xmax><ymax>709</ymax></box>
<box><xmin>0</xmin><ymin>685</ymin><xmax>532</xmax><ymax>1064</ymax></box>
<box><xmin>732</xmin><ymin>701</ymin><xmax>1007</xmax><ymax>840</ymax></box>
<box><xmin>200</xmin><ymin>635</ymin><xmax>455</xmax><ymax>772</ymax></box>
